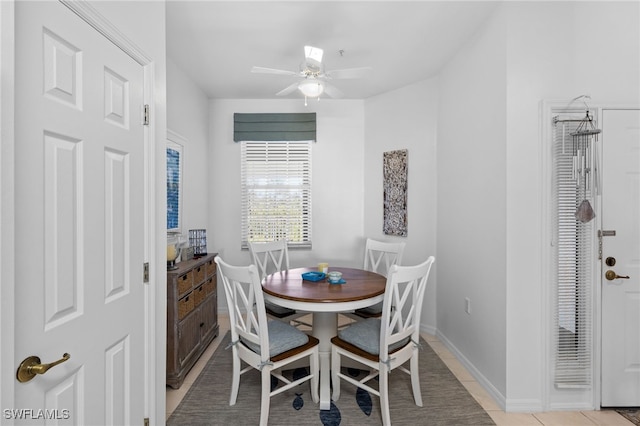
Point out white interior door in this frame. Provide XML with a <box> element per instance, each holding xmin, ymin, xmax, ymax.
<box><xmin>13</xmin><ymin>1</ymin><xmax>147</xmax><ymax>423</ymax></box>
<box><xmin>601</xmin><ymin>108</ymin><xmax>640</xmax><ymax>407</ymax></box>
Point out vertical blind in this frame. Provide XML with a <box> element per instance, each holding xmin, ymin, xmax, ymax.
<box><xmin>240</xmin><ymin>141</ymin><xmax>312</xmax><ymax>248</ymax></box>
<box><xmin>552</xmin><ymin>116</ymin><xmax>594</xmax><ymax>389</ymax></box>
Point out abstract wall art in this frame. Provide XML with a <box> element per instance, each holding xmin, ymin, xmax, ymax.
<box><xmin>383</xmin><ymin>149</ymin><xmax>408</xmax><ymax>236</ymax></box>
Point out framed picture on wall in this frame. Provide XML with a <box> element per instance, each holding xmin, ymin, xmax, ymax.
<box><xmin>167</xmin><ymin>130</ymin><xmax>186</xmax><ymax>232</ymax></box>
<box><xmin>383</xmin><ymin>149</ymin><xmax>408</xmax><ymax>236</ymax></box>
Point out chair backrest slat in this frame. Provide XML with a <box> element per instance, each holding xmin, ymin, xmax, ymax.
<box><xmin>248</xmin><ymin>240</ymin><xmax>291</xmax><ymax>281</ymax></box>
<box><xmin>380</xmin><ymin>257</ymin><xmax>435</xmax><ymax>355</ymax></box>
<box><xmin>215</xmin><ymin>256</ymin><xmax>271</xmax><ymax>358</ymax></box>
<box><xmin>363</xmin><ymin>238</ymin><xmax>406</xmax><ymax>277</ymax></box>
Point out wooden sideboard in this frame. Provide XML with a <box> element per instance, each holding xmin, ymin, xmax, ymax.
<box><xmin>167</xmin><ymin>253</ymin><xmax>219</xmax><ymax>389</ymax></box>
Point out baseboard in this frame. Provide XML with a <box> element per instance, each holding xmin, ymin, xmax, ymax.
<box><xmin>435</xmin><ymin>330</ymin><xmax>509</xmax><ymax>411</ymax></box>
<box><xmin>420</xmin><ymin>321</ymin><xmax>436</xmax><ymax>336</ymax></box>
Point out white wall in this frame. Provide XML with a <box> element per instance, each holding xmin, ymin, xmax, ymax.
<box><xmin>363</xmin><ymin>79</ymin><xmax>439</xmax><ymax>332</ymax></box>
<box><xmin>437</xmin><ymin>5</ymin><xmax>508</xmax><ymax>402</ymax></box>
<box><xmin>208</xmin><ymin>99</ymin><xmax>366</xmax><ymax>310</ymax></box>
<box><xmin>167</xmin><ymin>58</ymin><xmax>210</xmax><ymax>234</ymax></box>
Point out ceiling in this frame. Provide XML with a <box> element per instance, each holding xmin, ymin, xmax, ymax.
<box><xmin>166</xmin><ymin>1</ymin><xmax>500</xmax><ymax>100</ymax></box>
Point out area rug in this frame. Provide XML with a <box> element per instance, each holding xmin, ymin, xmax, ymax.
<box><xmin>168</xmin><ymin>332</ymin><xmax>494</xmax><ymax>425</ymax></box>
<box><xmin>615</xmin><ymin>408</ymin><xmax>640</xmax><ymax>425</ymax></box>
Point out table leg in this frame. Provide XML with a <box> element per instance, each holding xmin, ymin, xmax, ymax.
<box><xmin>312</xmin><ymin>311</ymin><xmax>337</xmax><ymax>410</ymax></box>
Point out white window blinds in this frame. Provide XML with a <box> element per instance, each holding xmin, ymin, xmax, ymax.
<box><xmin>241</xmin><ymin>141</ymin><xmax>312</xmax><ymax>249</ymax></box>
<box><xmin>551</xmin><ymin>116</ymin><xmax>595</xmax><ymax>389</ymax></box>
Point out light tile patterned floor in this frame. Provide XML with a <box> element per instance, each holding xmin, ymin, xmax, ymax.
<box><xmin>166</xmin><ymin>314</ymin><xmax>634</xmax><ymax>425</ymax></box>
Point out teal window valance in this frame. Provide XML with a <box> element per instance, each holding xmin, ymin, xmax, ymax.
<box><xmin>233</xmin><ymin>113</ymin><xmax>316</xmax><ymax>142</ymax></box>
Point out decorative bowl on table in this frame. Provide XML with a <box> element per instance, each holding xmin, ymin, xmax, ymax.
<box><xmin>327</xmin><ymin>271</ymin><xmax>343</xmax><ymax>284</ymax></box>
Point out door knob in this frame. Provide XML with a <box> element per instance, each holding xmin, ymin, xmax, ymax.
<box><xmin>16</xmin><ymin>353</ymin><xmax>70</xmax><ymax>383</ymax></box>
<box><xmin>605</xmin><ymin>270</ymin><xmax>630</xmax><ymax>281</ymax></box>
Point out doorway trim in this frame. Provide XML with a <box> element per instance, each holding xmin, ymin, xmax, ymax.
<box><xmin>0</xmin><ymin>0</ymin><xmax>17</xmax><ymax>418</ymax></box>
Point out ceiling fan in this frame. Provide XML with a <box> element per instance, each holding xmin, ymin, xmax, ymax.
<box><xmin>251</xmin><ymin>45</ymin><xmax>372</xmax><ymax>104</ymax></box>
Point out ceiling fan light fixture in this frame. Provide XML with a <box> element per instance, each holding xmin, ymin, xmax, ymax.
<box><xmin>298</xmin><ymin>79</ymin><xmax>324</xmax><ymax>98</ymax></box>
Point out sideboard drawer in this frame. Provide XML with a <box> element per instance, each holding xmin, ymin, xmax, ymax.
<box><xmin>205</xmin><ymin>258</ymin><xmax>216</xmax><ymax>277</ymax></box>
<box><xmin>178</xmin><ymin>271</ymin><xmax>193</xmax><ymax>296</ymax></box>
<box><xmin>204</xmin><ymin>276</ymin><xmax>215</xmax><ymax>295</ymax></box>
<box><xmin>193</xmin><ymin>284</ymin><xmax>206</xmax><ymax>307</ymax></box>
<box><xmin>193</xmin><ymin>264</ymin><xmax>206</xmax><ymax>285</ymax></box>
<box><xmin>178</xmin><ymin>293</ymin><xmax>194</xmax><ymax>320</ymax></box>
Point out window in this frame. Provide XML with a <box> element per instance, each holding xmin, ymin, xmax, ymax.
<box><xmin>551</xmin><ymin>113</ymin><xmax>596</xmax><ymax>389</ymax></box>
<box><xmin>241</xmin><ymin>140</ymin><xmax>312</xmax><ymax>249</ymax></box>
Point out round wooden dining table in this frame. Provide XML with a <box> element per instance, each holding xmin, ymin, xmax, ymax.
<box><xmin>262</xmin><ymin>266</ymin><xmax>387</xmax><ymax>410</ymax></box>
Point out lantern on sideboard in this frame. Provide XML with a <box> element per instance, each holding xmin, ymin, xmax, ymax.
<box><xmin>189</xmin><ymin>229</ymin><xmax>207</xmax><ymax>258</ymax></box>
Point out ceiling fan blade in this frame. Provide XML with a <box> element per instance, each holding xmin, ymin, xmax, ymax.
<box><xmin>275</xmin><ymin>82</ymin><xmax>300</xmax><ymax>96</ymax></box>
<box><xmin>325</xmin><ymin>66</ymin><xmax>372</xmax><ymax>80</ymax></box>
<box><xmin>322</xmin><ymin>82</ymin><xmax>344</xmax><ymax>99</ymax></box>
<box><xmin>251</xmin><ymin>66</ymin><xmax>299</xmax><ymax>76</ymax></box>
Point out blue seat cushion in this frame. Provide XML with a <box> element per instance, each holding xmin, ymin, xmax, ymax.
<box><xmin>338</xmin><ymin>318</ymin><xmax>409</xmax><ymax>355</ymax></box>
<box><xmin>242</xmin><ymin>320</ymin><xmax>309</xmax><ymax>357</ymax></box>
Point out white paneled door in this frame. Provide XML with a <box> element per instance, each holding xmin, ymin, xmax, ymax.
<box><xmin>14</xmin><ymin>2</ymin><xmax>146</xmax><ymax>424</ymax></box>
<box><xmin>601</xmin><ymin>109</ymin><xmax>640</xmax><ymax>407</ymax></box>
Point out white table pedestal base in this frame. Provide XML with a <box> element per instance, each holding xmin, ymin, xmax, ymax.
<box><xmin>312</xmin><ymin>312</ymin><xmax>337</xmax><ymax>410</ymax></box>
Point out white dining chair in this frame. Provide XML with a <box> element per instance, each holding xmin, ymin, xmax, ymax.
<box><xmin>248</xmin><ymin>240</ymin><xmax>311</xmax><ymax>328</ymax></box>
<box><xmin>330</xmin><ymin>256</ymin><xmax>435</xmax><ymax>426</ymax></box>
<box><xmin>348</xmin><ymin>238</ymin><xmax>406</xmax><ymax>319</ymax></box>
<box><xmin>215</xmin><ymin>255</ymin><xmax>319</xmax><ymax>426</ymax></box>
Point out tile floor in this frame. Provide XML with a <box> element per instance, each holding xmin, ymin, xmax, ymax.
<box><xmin>166</xmin><ymin>314</ymin><xmax>634</xmax><ymax>425</ymax></box>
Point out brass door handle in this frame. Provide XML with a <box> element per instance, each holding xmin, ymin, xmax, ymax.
<box><xmin>605</xmin><ymin>270</ymin><xmax>630</xmax><ymax>281</ymax></box>
<box><xmin>17</xmin><ymin>353</ymin><xmax>70</xmax><ymax>383</ymax></box>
